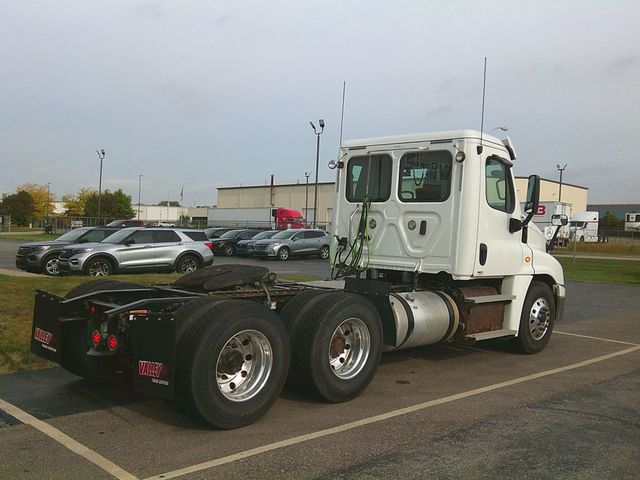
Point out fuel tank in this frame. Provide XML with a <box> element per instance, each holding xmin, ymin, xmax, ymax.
<box><xmin>386</xmin><ymin>290</ymin><xmax>459</xmax><ymax>351</ymax></box>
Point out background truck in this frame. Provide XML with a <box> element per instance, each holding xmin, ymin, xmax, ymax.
<box><xmin>570</xmin><ymin>211</ymin><xmax>599</xmax><ymax>242</ymax></box>
<box><xmin>207</xmin><ymin>207</ymin><xmax>305</xmax><ymax>230</ymax></box>
<box><xmin>523</xmin><ymin>201</ymin><xmax>572</xmax><ymax>246</ymax></box>
<box><xmin>624</xmin><ymin>212</ymin><xmax>640</xmax><ymax>232</ymax></box>
<box><xmin>30</xmin><ymin>129</ymin><xmax>564</xmax><ymax>430</ymax></box>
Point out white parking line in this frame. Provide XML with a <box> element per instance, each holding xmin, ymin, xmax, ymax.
<box><xmin>555</xmin><ymin>330</ymin><xmax>640</xmax><ymax>346</ymax></box>
<box><xmin>0</xmin><ymin>398</ymin><xmax>138</xmax><ymax>480</ymax></box>
<box><xmin>145</xmin><ymin>345</ymin><xmax>640</xmax><ymax>480</ymax></box>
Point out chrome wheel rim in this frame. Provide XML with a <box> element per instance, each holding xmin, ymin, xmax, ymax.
<box><xmin>224</xmin><ymin>245</ymin><xmax>233</xmax><ymax>256</ymax></box>
<box><xmin>216</xmin><ymin>329</ymin><xmax>273</xmax><ymax>402</ymax></box>
<box><xmin>328</xmin><ymin>317</ymin><xmax>370</xmax><ymax>379</ymax></box>
<box><xmin>180</xmin><ymin>257</ymin><xmax>198</xmax><ymax>273</ymax></box>
<box><xmin>45</xmin><ymin>257</ymin><xmax>60</xmax><ymax>275</ymax></box>
<box><xmin>278</xmin><ymin>248</ymin><xmax>289</xmax><ymax>260</ymax></box>
<box><xmin>89</xmin><ymin>261</ymin><xmax>110</xmax><ymax>277</ymax></box>
<box><xmin>529</xmin><ymin>297</ymin><xmax>551</xmax><ymax>340</ymax></box>
<box><xmin>319</xmin><ymin>246</ymin><xmax>329</xmax><ymax>259</ymax></box>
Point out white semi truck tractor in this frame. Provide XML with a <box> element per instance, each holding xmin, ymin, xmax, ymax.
<box><xmin>30</xmin><ymin>130</ymin><xmax>565</xmax><ymax>429</ymax></box>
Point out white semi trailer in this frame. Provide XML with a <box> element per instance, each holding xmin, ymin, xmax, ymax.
<box><xmin>30</xmin><ymin>129</ymin><xmax>565</xmax><ymax>429</ymax></box>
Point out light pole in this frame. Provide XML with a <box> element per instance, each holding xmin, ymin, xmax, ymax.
<box><xmin>96</xmin><ymin>148</ymin><xmax>106</xmax><ymax>223</ymax></box>
<box><xmin>310</xmin><ymin>119</ymin><xmax>325</xmax><ymax>228</ymax></box>
<box><xmin>46</xmin><ymin>182</ymin><xmax>51</xmax><ymax>228</ymax></box>
<box><xmin>137</xmin><ymin>174</ymin><xmax>143</xmax><ymax>220</ymax></box>
<box><xmin>556</xmin><ymin>163</ymin><xmax>568</xmax><ymax>202</ymax></box>
<box><xmin>304</xmin><ymin>171</ymin><xmax>310</xmax><ymax>226</ymax></box>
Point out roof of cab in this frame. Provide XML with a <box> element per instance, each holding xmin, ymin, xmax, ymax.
<box><xmin>341</xmin><ymin>129</ymin><xmax>504</xmax><ymax>149</ymax></box>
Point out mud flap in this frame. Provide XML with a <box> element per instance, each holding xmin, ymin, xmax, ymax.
<box><xmin>130</xmin><ymin>314</ymin><xmax>176</xmax><ymax>399</ymax></box>
<box><xmin>30</xmin><ymin>290</ymin><xmax>64</xmax><ymax>363</ymax></box>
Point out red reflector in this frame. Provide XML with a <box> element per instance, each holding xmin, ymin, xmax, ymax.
<box><xmin>89</xmin><ymin>305</ymin><xmax>97</xmax><ymax>314</ymax></box>
<box><xmin>107</xmin><ymin>335</ymin><xmax>118</xmax><ymax>352</ymax></box>
<box><xmin>205</xmin><ymin>242</ymin><xmax>213</xmax><ymax>251</ymax></box>
<box><xmin>91</xmin><ymin>330</ymin><xmax>101</xmax><ymax>346</ymax></box>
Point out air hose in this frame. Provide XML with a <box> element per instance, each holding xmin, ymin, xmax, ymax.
<box><xmin>331</xmin><ymin>196</ymin><xmax>371</xmax><ymax>279</ymax></box>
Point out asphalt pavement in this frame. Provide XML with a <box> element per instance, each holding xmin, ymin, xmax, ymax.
<box><xmin>0</xmin><ymin>279</ymin><xmax>638</xmax><ymax>479</ymax></box>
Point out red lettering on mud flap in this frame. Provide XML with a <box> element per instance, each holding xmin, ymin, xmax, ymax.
<box><xmin>34</xmin><ymin>327</ymin><xmax>53</xmax><ymax>345</ymax></box>
<box><xmin>138</xmin><ymin>360</ymin><xmax>164</xmax><ymax>378</ymax></box>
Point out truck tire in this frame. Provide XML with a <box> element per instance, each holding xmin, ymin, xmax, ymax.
<box><xmin>511</xmin><ymin>281</ymin><xmax>556</xmax><ymax>354</ymax></box>
<box><xmin>63</xmin><ymin>280</ymin><xmax>141</xmax><ymax>380</ymax></box>
<box><xmin>84</xmin><ymin>256</ymin><xmax>114</xmax><ymax>277</ymax></box>
<box><xmin>289</xmin><ymin>291</ymin><xmax>383</xmax><ymax>403</ymax></box>
<box><xmin>173</xmin><ymin>296</ymin><xmax>229</xmax><ymax>341</ymax></box>
<box><xmin>174</xmin><ymin>299</ymin><xmax>289</xmax><ymax>429</ymax></box>
<box><xmin>279</xmin><ymin>289</ymin><xmax>331</xmax><ymax>386</ymax></box>
<box><xmin>277</xmin><ymin>247</ymin><xmax>290</xmax><ymax>261</ymax></box>
<box><xmin>42</xmin><ymin>253</ymin><xmax>61</xmax><ymax>276</ymax></box>
<box><xmin>175</xmin><ymin>254</ymin><xmax>200</xmax><ymax>274</ymax></box>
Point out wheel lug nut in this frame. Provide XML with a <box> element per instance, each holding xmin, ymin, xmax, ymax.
<box><xmin>241</xmin><ymin>370</ymin><xmax>247</xmax><ymax>377</ymax></box>
<box><xmin>229</xmin><ymin>382</ymin><xmax>236</xmax><ymax>390</ymax></box>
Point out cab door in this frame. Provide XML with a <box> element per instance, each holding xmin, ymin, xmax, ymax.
<box><xmin>474</xmin><ymin>152</ymin><xmax>526</xmax><ymax>277</ymax></box>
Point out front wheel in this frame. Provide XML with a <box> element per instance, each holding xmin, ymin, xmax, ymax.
<box><xmin>277</xmin><ymin>247</ymin><xmax>290</xmax><ymax>261</ymax></box>
<box><xmin>511</xmin><ymin>281</ymin><xmax>555</xmax><ymax>354</ymax></box>
<box><xmin>42</xmin><ymin>254</ymin><xmax>60</xmax><ymax>276</ymax></box>
<box><xmin>319</xmin><ymin>245</ymin><xmax>330</xmax><ymax>260</ymax></box>
<box><xmin>85</xmin><ymin>257</ymin><xmax>113</xmax><ymax>277</ymax></box>
<box><xmin>174</xmin><ymin>300</ymin><xmax>289</xmax><ymax>429</ymax></box>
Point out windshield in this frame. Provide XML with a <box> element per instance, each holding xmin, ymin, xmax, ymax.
<box><xmin>101</xmin><ymin>228</ymin><xmax>138</xmax><ymax>244</ymax></box>
<box><xmin>56</xmin><ymin>228</ymin><xmax>91</xmax><ymax>242</ymax></box>
<box><xmin>272</xmin><ymin>229</ymin><xmax>299</xmax><ymax>239</ymax></box>
<box><xmin>219</xmin><ymin>229</ymin><xmax>243</xmax><ymax>239</ymax></box>
<box><xmin>252</xmin><ymin>230</ymin><xmax>278</xmax><ymax>240</ymax></box>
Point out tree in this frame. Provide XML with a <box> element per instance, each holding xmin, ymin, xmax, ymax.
<box><xmin>0</xmin><ymin>191</ymin><xmax>36</xmax><ymax>226</ymax></box>
<box><xmin>84</xmin><ymin>189</ymin><xmax>135</xmax><ymax>219</ymax></box>
<box><xmin>599</xmin><ymin>213</ymin><xmax>624</xmax><ymax>232</ymax></box>
<box><xmin>63</xmin><ymin>188</ymin><xmax>96</xmax><ymax>216</ymax></box>
<box><xmin>17</xmin><ymin>183</ymin><xmax>54</xmax><ymax>219</ymax></box>
<box><xmin>157</xmin><ymin>200</ymin><xmax>180</xmax><ymax>207</ymax></box>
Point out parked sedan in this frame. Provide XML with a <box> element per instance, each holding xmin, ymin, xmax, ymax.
<box><xmin>209</xmin><ymin>229</ymin><xmax>263</xmax><ymax>256</ymax></box>
<box><xmin>252</xmin><ymin>229</ymin><xmax>329</xmax><ymax>260</ymax></box>
<box><xmin>203</xmin><ymin>227</ymin><xmax>236</xmax><ymax>239</ymax></box>
<box><xmin>15</xmin><ymin>227</ymin><xmax>118</xmax><ymax>275</ymax></box>
<box><xmin>235</xmin><ymin>230</ymin><xmax>279</xmax><ymax>256</ymax></box>
<box><xmin>57</xmin><ymin>227</ymin><xmax>214</xmax><ymax>276</ymax></box>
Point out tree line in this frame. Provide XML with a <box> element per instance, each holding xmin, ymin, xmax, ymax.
<box><xmin>0</xmin><ymin>184</ymin><xmax>135</xmax><ymax>226</ymax></box>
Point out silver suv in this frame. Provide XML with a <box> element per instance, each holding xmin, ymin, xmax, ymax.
<box><xmin>252</xmin><ymin>229</ymin><xmax>329</xmax><ymax>260</ymax></box>
<box><xmin>57</xmin><ymin>227</ymin><xmax>214</xmax><ymax>276</ymax></box>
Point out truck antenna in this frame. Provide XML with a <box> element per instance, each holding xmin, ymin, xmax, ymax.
<box><xmin>478</xmin><ymin>57</ymin><xmax>487</xmax><ymax>155</ymax></box>
<box><xmin>339</xmin><ymin>81</ymin><xmax>346</xmax><ymax>146</ymax></box>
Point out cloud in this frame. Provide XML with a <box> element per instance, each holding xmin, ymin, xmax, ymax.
<box><xmin>607</xmin><ymin>55</ymin><xmax>637</xmax><ymax>74</ymax></box>
<box><xmin>425</xmin><ymin>105</ymin><xmax>454</xmax><ymax>117</ymax></box>
<box><xmin>135</xmin><ymin>1</ymin><xmax>164</xmax><ymax>19</ymax></box>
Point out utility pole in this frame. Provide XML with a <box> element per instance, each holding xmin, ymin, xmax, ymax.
<box><xmin>46</xmin><ymin>182</ymin><xmax>50</xmax><ymax>229</ymax></box>
<box><xmin>96</xmin><ymin>149</ymin><xmax>106</xmax><ymax>223</ymax></box>
<box><xmin>304</xmin><ymin>171</ymin><xmax>310</xmax><ymax>227</ymax></box>
<box><xmin>310</xmin><ymin>119</ymin><xmax>325</xmax><ymax>228</ymax></box>
<box><xmin>137</xmin><ymin>174</ymin><xmax>143</xmax><ymax>220</ymax></box>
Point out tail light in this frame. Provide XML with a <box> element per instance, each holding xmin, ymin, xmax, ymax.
<box><xmin>107</xmin><ymin>335</ymin><xmax>118</xmax><ymax>352</ymax></box>
<box><xmin>91</xmin><ymin>330</ymin><xmax>101</xmax><ymax>347</ymax></box>
<box><xmin>205</xmin><ymin>242</ymin><xmax>213</xmax><ymax>251</ymax></box>
<box><xmin>88</xmin><ymin>305</ymin><xmax>97</xmax><ymax>314</ymax></box>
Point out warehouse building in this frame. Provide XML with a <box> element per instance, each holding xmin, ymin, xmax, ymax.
<box><xmin>217</xmin><ymin>177</ymin><xmax>588</xmax><ymax>227</ymax></box>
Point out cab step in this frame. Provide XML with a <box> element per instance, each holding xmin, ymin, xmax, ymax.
<box><xmin>466</xmin><ymin>329</ymin><xmax>517</xmax><ymax>341</ymax></box>
<box><xmin>463</xmin><ymin>294</ymin><xmax>515</xmax><ymax>304</ymax></box>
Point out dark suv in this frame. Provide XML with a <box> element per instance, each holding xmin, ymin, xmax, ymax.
<box><xmin>16</xmin><ymin>227</ymin><xmax>118</xmax><ymax>275</ymax></box>
<box><xmin>209</xmin><ymin>229</ymin><xmax>263</xmax><ymax>256</ymax></box>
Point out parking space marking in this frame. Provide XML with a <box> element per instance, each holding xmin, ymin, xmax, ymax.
<box><xmin>145</xmin><ymin>345</ymin><xmax>640</xmax><ymax>480</ymax></box>
<box><xmin>0</xmin><ymin>397</ymin><xmax>138</xmax><ymax>480</ymax></box>
<box><xmin>555</xmin><ymin>330</ymin><xmax>640</xmax><ymax>346</ymax></box>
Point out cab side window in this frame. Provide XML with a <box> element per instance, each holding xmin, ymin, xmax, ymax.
<box><xmin>126</xmin><ymin>230</ymin><xmax>155</xmax><ymax>244</ymax></box>
<box><xmin>485</xmin><ymin>157</ymin><xmax>515</xmax><ymax>213</ymax></box>
<box><xmin>398</xmin><ymin>150</ymin><xmax>452</xmax><ymax>202</ymax></box>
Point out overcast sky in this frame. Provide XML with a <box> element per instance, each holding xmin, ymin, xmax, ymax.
<box><xmin>1</xmin><ymin>0</ymin><xmax>638</xmax><ymax>206</ymax></box>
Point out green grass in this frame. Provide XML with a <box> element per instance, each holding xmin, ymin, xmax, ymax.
<box><xmin>557</xmin><ymin>257</ymin><xmax>640</xmax><ymax>285</ymax></box>
<box><xmin>0</xmin><ymin>233</ymin><xmax>59</xmax><ymax>242</ymax></box>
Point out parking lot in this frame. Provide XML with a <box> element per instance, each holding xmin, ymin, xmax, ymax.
<box><xmin>0</xmin><ymin>246</ymin><xmax>638</xmax><ymax>480</ymax></box>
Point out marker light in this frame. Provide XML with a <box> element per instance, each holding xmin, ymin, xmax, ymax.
<box><xmin>89</xmin><ymin>305</ymin><xmax>97</xmax><ymax>314</ymax></box>
<box><xmin>91</xmin><ymin>330</ymin><xmax>101</xmax><ymax>347</ymax></box>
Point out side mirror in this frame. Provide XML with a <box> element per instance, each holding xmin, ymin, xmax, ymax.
<box><xmin>123</xmin><ymin>239</ymin><xmax>134</xmax><ymax>246</ymax></box>
<box><xmin>522</xmin><ymin>175</ymin><xmax>540</xmax><ymax>227</ymax></box>
<box><xmin>552</xmin><ymin>214</ymin><xmax>568</xmax><ymax>226</ymax></box>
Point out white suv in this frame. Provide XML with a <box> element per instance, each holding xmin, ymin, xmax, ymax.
<box><xmin>57</xmin><ymin>227</ymin><xmax>214</xmax><ymax>276</ymax></box>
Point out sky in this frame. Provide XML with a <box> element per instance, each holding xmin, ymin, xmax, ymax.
<box><xmin>1</xmin><ymin>0</ymin><xmax>639</xmax><ymax>206</ymax></box>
